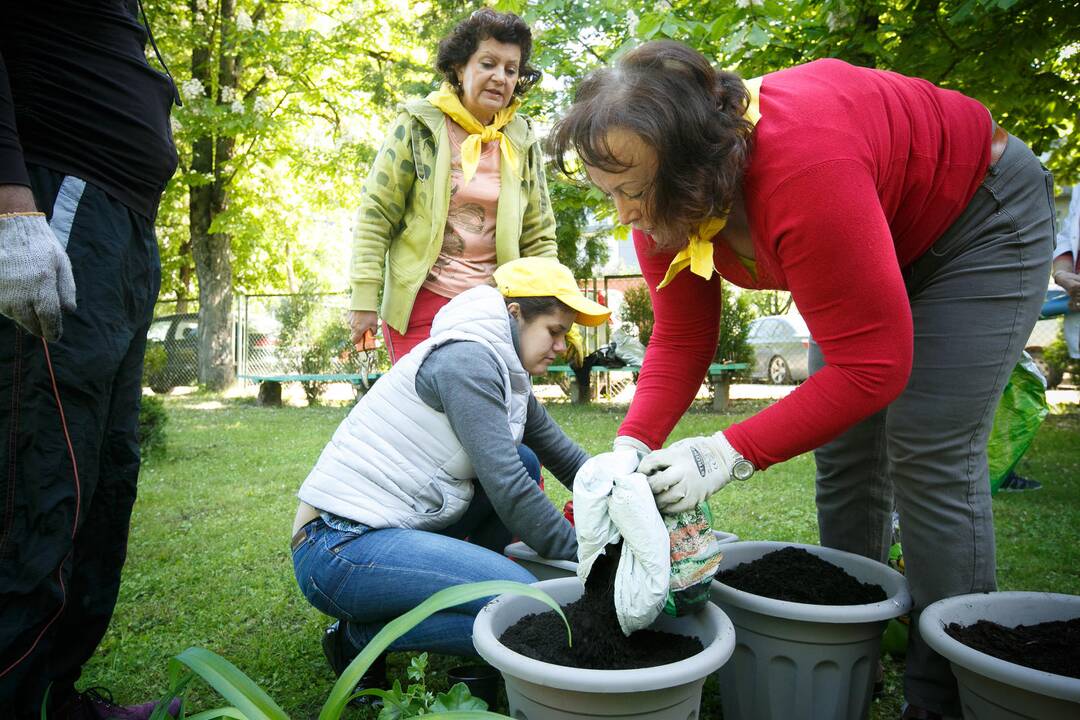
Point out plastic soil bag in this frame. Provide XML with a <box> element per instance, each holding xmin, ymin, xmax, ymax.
<box><xmin>988</xmin><ymin>354</ymin><xmax>1049</xmax><ymax>495</ymax></box>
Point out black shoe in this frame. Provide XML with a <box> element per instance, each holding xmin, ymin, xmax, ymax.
<box><xmin>322</xmin><ymin>621</ymin><xmax>387</xmax><ymax>706</ymax></box>
<box><xmin>999</xmin><ymin>472</ymin><xmax>1042</xmax><ymax>492</ymax></box>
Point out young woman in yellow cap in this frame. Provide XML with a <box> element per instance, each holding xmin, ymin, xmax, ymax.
<box><xmin>347</xmin><ymin>9</ymin><xmax>560</xmax><ymax>364</ymax></box>
<box><xmin>291</xmin><ymin>257</ymin><xmax>608</xmax><ymax>696</ymax></box>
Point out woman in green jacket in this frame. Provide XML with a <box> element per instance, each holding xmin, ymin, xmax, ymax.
<box><xmin>348</xmin><ymin>9</ymin><xmax>558</xmax><ymax>362</ymax></box>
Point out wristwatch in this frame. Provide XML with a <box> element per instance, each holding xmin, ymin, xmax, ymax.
<box><xmin>731</xmin><ymin>455</ymin><xmax>756</xmax><ymax>481</ymax></box>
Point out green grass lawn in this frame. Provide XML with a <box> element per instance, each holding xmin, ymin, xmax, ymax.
<box><xmin>81</xmin><ymin>392</ymin><xmax>1080</xmax><ymax>719</ymax></box>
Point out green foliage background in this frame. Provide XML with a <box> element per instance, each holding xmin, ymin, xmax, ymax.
<box><xmin>143</xmin><ymin>0</ymin><xmax>1078</xmax><ymax>333</ymax></box>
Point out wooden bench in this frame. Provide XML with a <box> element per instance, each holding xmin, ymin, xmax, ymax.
<box><xmin>543</xmin><ymin>362</ymin><xmax>749</xmax><ymax>410</ymax></box>
<box><xmin>239</xmin><ymin>372</ymin><xmax>384</xmax><ymax>406</ymax></box>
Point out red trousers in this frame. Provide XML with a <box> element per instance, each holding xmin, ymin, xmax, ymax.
<box><xmin>383</xmin><ymin>287</ymin><xmax>452</xmax><ymax>365</ymax></box>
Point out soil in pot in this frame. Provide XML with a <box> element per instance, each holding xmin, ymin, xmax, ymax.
<box><xmin>944</xmin><ymin>617</ymin><xmax>1080</xmax><ymax>679</ymax></box>
<box><xmin>499</xmin><ymin>542</ymin><xmax>704</xmax><ymax>669</ymax></box>
<box><xmin>716</xmin><ymin>546</ymin><xmax>887</xmax><ymax>605</ymax></box>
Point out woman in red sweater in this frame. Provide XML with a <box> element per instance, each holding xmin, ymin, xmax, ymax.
<box><xmin>551</xmin><ymin>41</ymin><xmax>1054</xmax><ymax>720</ymax></box>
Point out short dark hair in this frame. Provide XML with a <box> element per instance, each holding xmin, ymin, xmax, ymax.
<box><xmin>436</xmin><ymin>9</ymin><xmax>541</xmax><ymax>99</ymax></box>
<box><xmin>549</xmin><ymin>40</ymin><xmax>754</xmax><ymax>252</ymax></box>
<box><xmin>504</xmin><ymin>295</ymin><xmax>575</xmax><ymax>322</ymax></box>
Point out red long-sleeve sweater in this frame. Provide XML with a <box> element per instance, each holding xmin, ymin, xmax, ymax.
<box><xmin>619</xmin><ymin>59</ymin><xmax>992</xmax><ymax>469</ymax></box>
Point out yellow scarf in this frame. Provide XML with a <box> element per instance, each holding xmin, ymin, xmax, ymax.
<box><xmin>428</xmin><ymin>83</ymin><xmax>521</xmax><ymax>186</ymax></box>
<box><xmin>656</xmin><ymin>76</ymin><xmax>763</xmax><ymax>290</ymax></box>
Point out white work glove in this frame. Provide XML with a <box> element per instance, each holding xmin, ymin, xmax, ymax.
<box><xmin>0</xmin><ymin>212</ymin><xmax>76</xmax><ymax>341</ymax></box>
<box><xmin>612</xmin><ymin>435</ymin><xmax>650</xmax><ymax>475</ymax></box>
<box><xmin>639</xmin><ymin>431</ymin><xmax>748</xmax><ymax>515</ymax></box>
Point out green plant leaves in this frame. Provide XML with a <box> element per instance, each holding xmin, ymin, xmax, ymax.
<box><xmin>170</xmin><ymin>647</ymin><xmax>290</xmax><ymax>720</ymax></box>
<box><xmin>432</xmin><ymin>683</ymin><xmax>490</xmax><ymax>712</ymax></box>
<box><xmin>320</xmin><ymin>580</ymin><xmax>568</xmax><ymax>720</ymax></box>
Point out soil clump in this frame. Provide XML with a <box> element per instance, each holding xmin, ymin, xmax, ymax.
<box><xmin>716</xmin><ymin>546</ymin><xmax>886</xmax><ymax>605</ymax></box>
<box><xmin>945</xmin><ymin>617</ymin><xmax>1080</xmax><ymax>679</ymax></box>
<box><xmin>500</xmin><ymin>542</ymin><xmax>704</xmax><ymax>669</ymax></box>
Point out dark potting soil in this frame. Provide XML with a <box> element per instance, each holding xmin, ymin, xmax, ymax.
<box><xmin>499</xmin><ymin>542</ymin><xmax>704</xmax><ymax>670</ymax></box>
<box><xmin>945</xmin><ymin>617</ymin><xmax>1080</xmax><ymax>679</ymax></box>
<box><xmin>716</xmin><ymin>546</ymin><xmax>887</xmax><ymax>605</ymax></box>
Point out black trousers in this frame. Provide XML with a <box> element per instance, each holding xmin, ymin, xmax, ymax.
<box><xmin>0</xmin><ymin>165</ymin><xmax>161</xmax><ymax>717</ymax></box>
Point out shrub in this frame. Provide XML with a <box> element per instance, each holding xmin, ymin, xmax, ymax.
<box><xmin>619</xmin><ymin>280</ymin><xmax>754</xmax><ymax>376</ymax></box>
<box><xmin>275</xmin><ymin>284</ymin><xmax>346</xmax><ymax>405</ymax></box>
<box><xmin>143</xmin><ymin>342</ymin><xmax>168</xmax><ymax>391</ymax></box>
<box><xmin>620</xmin><ymin>284</ymin><xmax>654</xmax><ymax>346</ymax></box>
<box><xmin>717</xmin><ymin>283</ymin><xmax>755</xmax><ymax>374</ymax></box>
<box><xmin>1043</xmin><ymin>327</ymin><xmax>1080</xmax><ymax>385</ymax></box>
<box><xmin>138</xmin><ymin>394</ymin><xmax>168</xmax><ymax>455</ymax></box>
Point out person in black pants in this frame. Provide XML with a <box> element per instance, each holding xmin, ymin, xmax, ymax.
<box><xmin>0</xmin><ymin>3</ymin><xmax>179</xmax><ymax>718</ymax></box>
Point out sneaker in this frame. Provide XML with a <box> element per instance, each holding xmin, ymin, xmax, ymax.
<box><xmin>999</xmin><ymin>472</ymin><xmax>1042</xmax><ymax>492</ymax></box>
<box><xmin>53</xmin><ymin>688</ymin><xmax>181</xmax><ymax>720</ymax></box>
<box><xmin>322</xmin><ymin>620</ymin><xmax>386</xmax><ymax>705</ymax></box>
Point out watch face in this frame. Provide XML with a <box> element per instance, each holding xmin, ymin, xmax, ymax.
<box><xmin>733</xmin><ymin>459</ymin><xmax>754</xmax><ymax>481</ymax></box>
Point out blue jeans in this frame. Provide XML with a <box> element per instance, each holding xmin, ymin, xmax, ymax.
<box><xmin>292</xmin><ymin>446</ymin><xmax>541</xmax><ymax>657</ymax></box>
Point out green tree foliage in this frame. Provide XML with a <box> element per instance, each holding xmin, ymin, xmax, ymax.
<box><xmin>145</xmin><ymin>0</ymin><xmax>468</xmax><ymax>386</ymax></box>
<box><xmin>509</xmin><ymin>0</ymin><xmax>1079</xmax><ymax>180</ymax></box>
<box><xmin>142</xmin><ymin>0</ymin><xmax>1077</xmax><ymax>386</ymax></box>
<box><xmin>744</xmin><ymin>289</ymin><xmax>794</xmax><ymax>318</ymax></box>
<box><xmin>717</xmin><ymin>284</ymin><xmax>755</xmax><ymax>369</ymax></box>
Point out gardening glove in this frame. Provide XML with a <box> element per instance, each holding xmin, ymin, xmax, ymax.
<box><xmin>612</xmin><ymin>435</ymin><xmax>649</xmax><ymax>476</ymax></box>
<box><xmin>564</xmin><ymin>325</ymin><xmax>586</xmax><ymax>368</ymax></box>
<box><xmin>639</xmin><ymin>431</ymin><xmax>749</xmax><ymax>515</ymax></box>
<box><xmin>0</xmin><ymin>212</ymin><xmax>77</xmax><ymax>341</ymax></box>
<box><xmin>608</xmin><ymin>473</ymin><xmax>670</xmax><ymax>635</ymax></box>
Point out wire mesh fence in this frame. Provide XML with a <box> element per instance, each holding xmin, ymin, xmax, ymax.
<box><xmin>144</xmin><ymin>284</ymin><xmax>1072</xmax><ymax>394</ymax></box>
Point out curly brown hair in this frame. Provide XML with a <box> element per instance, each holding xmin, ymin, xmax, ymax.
<box><xmin>436</xmin><ymin>8</ymin><xmax>541</xmax><ymax>100</ymax></box>
<box><xmin>549</xmin><ymin>40</ymin><xmax>754</xmax><ymax>252</ymax></box>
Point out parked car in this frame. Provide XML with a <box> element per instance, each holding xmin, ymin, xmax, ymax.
<box><xmin>145</xmin><ymin>312</ymin><xmax>199</xmax><ymax>393</ymax></box>
<box><xmin>144</xmin><ymin>311</ymin><xmax>283</xmax><ymax>392</ymax></box>
<box><xmin>747</xmin><ymin>314</ymin><xmax>810</xmax><ymax>384</ymax></box>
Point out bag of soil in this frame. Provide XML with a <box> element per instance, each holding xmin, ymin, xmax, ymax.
<box><xmin>987</xmin><ymin>353</ymin><xmax>1048</xmax><ymax>494</ymax></box>
<box><xmin>573</xmin><ymin>454</ymin><xmax>723</xmax><ymax>634</ymax></box>
<box><xmin>663</xmin><ymin>504</ymin><xmax>723</xmax><ymax>617</ymax></box>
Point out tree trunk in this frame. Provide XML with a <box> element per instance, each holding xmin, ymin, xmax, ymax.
<box><xmin>187</xmin><ymin>2</ymin><xmax>238</xmax><ymax>390</ymax></box>
<box><xmin>176</xmin><ymin>240</ymin><xmax>194</xmax><ymax>313</ymax></box>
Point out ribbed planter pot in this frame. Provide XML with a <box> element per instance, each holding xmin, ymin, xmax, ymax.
<box><xmin>919</xmin><ymin>591</ymin><xmax>1080</xmax><ymax>719</ymax></box>
<box><xmin>504</xmin><ymin>530</ymin><xmax>739</xmax><ymax>582</ymax></box>
<box><xmin>710</xmin><ymin>541</ymin><xmax>912</xmax><ymax>720</ymax></box>
<box><xmin>473</xmin><ymin>577</ymin><xmax>736</xmax><ymax>720</ymax></box>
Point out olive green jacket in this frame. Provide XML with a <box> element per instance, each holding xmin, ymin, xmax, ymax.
<box><xmin>350</xmin><ymin>97</ymin><xmax>557</xmax><ymax>333</ymax></box>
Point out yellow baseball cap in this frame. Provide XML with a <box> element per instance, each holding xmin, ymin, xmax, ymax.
<box><xmin>493</xmin><ymin>257</ymin><xmax>611</xmax><ymax>327</ymax></box>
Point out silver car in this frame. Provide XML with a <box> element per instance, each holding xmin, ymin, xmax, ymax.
<box><xmin>747</xmin><ymin>315</ymin><xmax>810</xmax><ymax>384</ymax></box>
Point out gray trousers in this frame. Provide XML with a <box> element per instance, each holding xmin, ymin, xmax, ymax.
<box><xmin>808</xmin><ymin>136</ymin><xmax>1055</xmax><ymax>716</ymax></box>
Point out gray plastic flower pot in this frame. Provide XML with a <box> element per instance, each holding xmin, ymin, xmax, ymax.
<box><xmin>709</xmin><ymin>541</ymin><xmax>912</xmax><ymax>720</ymax></box>
<box><xmin>919</xmin><ymin>591</ymin><xmax>1080</xmax><ymax>719</ymax></box>
<box><xmin>504</xmin><ymin>530</ymin><xmax>739</xmax><ymax>582</ymax></box>
<box><xmin>473</xmin><ymin>576</ymin><xmax>736</xmax><ymax>719</ymax></box>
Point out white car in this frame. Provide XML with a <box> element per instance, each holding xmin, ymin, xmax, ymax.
<box><xmin>747</xmin><ymin>315</ymin><xmax>810</xmax><ymax>384</ymax></box>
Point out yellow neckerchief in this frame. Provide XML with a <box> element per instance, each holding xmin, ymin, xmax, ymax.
<box><xmin>427</xmin><ymin>83</ymin><xmax>521</xmax><ymax>186</ymax></box>
<box><xmin>656</xmin><ymin>76</ymin><xmax>763</xmax><ymax>290</ymax></box>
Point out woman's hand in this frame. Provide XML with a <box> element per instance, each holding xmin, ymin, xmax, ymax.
<box><xmin>1054</xmin><ymin>270</ymin><xmax>1080</xmax><ymax>311</ymax></box>
<box><xmin>348</xmin><ymin>310</ymin><xmax>379</xmax><ymax>345</ymax></box>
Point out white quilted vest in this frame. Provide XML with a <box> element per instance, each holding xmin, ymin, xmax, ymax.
<box><xmin>297</xmin><ymin>285</ymin><xmax>531</xmax><ymax>530</ymax></box>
